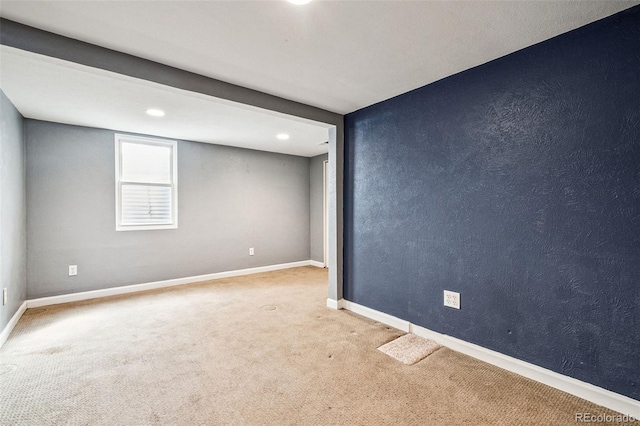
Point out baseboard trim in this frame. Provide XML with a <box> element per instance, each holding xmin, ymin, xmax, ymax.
<box><xmin>310</xmin><ymin>260</ymin><xmax>325</xmax><ymax>268</ymax></box>
<box><xmin>27</xmin><ymin>260</ymin><xmax>313</xmax><ymax>309</ymax></box>
<box><xmin>0</xmin><ymin>301</ymin><xmax>27</xmax><ymax>348</ymax></box>
<box><xmin>326</xmin><ymin>298</ymin><xmax>345</xmax><ymax>310</ymax></box>
<box><xmin>342</xmin><ymin>300</ymin><xmax>410</xmax><ymax>332</ymax></box>
<box><xmin>342</xmin><ymin>300</ymin><xmax>640</xmax><ymax>417</ymax></box>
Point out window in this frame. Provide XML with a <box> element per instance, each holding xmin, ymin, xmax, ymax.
<box><xmin>115</xmin><ymin>134</ymin><xmax>177</xmax><ymax>231</ymax></box>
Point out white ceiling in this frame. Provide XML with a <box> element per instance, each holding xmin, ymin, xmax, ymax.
<box><xmin>0</xmin><ymin>46</ymin><xmax>331</xmax><ymax>157</ymax></box>
<box><xmin>0</xmin><ymin>0</ymin><xmax>637</xmax><ymax>115</ymax></box>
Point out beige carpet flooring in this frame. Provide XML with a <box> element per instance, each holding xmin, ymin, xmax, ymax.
<box><xmin>377</xmin><ymin>334</ymin><xmax>442</xmax><ymax>365</ymax></box>
<box><xmin>0</xmin><ymin>266</ymin><xmax>617</xmax><ymax>425</ymax></box>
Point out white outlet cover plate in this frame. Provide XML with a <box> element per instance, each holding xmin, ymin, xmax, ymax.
<box><xmin>444</xmin><ymin>290</ymin><xmax>460</xmax><ymax>309</ymax></box>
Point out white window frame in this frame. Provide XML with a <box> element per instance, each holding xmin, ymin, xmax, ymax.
<box><xmin>115</xmin><ymin>134</ymin><xmax>178</xmax><ymax>231</ymax></box>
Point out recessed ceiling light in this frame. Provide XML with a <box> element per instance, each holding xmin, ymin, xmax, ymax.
<box><xmin>287</xmin><ymin>0</ymin><xmax>311</xmax><ymax>5</ymax></box>
<box><xmin>277</xmin><ymin>133</ymin><xmax>290</xmax><ymax>140</ymax></box>
<box><xmin>146</xmin><ymin>109</ymin><xmax>165</xmax><ymax>117</ymax></box>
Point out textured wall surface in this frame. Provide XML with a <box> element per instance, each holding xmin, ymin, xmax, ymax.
<box><xmin>26</xmin><ymin>120</ymin><xmax>310</xmax><ymax>298</ymax></box>
<box><xmin>345</xmin><ymin>7</ymin><xmax>640</xmax><ymax>399</ymax></box>
<box><xmin>0</xmin><ymin>90</ymin><xmax>27</xmax><ymax>333</ymax></box>
<box><xmin>310</xmin><ymin>154</ymin><xmax>328</xmax><ymax>263</ymax></box>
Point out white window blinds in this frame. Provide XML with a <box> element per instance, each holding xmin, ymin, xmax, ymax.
<box><xmin>115</xmin><ymin>135</ymin><xmax>177</xmax><ymax>231</ymax></box>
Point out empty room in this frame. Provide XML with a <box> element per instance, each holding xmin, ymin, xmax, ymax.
<box><xmin>1</xmin><ymin>1</ymin><xmax>639</xmax><ymax>424</ymax></box>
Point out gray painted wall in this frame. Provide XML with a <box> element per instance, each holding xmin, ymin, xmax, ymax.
<box><xmin>26</xmin><ymin>120</ymin><xmax>311</xmax><ymax>298</ymax></box>
<box><xmin>310</xmin><ymin>154</ymin><xmax>328</xmax><ymax>263</ymax></box>
<box><xmin>328</xmin><ymin>126</ymin><xmax>343</xmax><ymax>301</ymax></box>
<box><xmin>0</xmin><ymin>91</ymin><xmax>27</xmax><ymax>332</ymax></box>
<box><xmin>1</xmin><ymin>20</ymin><xmax>344</xmax><ymax>304</ymax></box>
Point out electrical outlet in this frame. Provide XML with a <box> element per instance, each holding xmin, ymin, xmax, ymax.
<box><xmin>2</xmin><ymin>288</ymin><xmax>7</xmax><ymax>305</ymax></box>
<box><xmin>444</xmin><ymin>290</ymin><xmax>460</xmax><ymax>309</ymax></box>
<box><xmin>249</xmin><ymin>248</ymin><xmax>255</xmax><ymax>256</ymax></box>
<box><xmin>69</xmin><ymin>265</ymin><xmax>78</xmax><ymax>276</ymax></box>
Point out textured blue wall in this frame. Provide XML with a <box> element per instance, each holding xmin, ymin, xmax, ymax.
<box><xmin>344</xmin><ymin>7</ymin><xmax>640</xmax><ymax>400</ymax></box>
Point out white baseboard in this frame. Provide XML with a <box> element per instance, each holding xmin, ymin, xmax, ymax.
<box><xmin>310</xmin><ymin>260</ymin><xmax>325</xmax><ymax>268</ymax></box>
<box><xmin>326</xmin><ymin>298</ymin><xmax>345</xmax><ymax>310</ymax></box>
<box><xmin>342</xmin><ymin>300</ymin><xmax>640</xmax><ymax>417</ymax></box>
<box><xmin>27</xmin><ymin>260</ymin><xmax>313</xmax><ymax>309</ymax></box>
<box><xmin>0</xmin><ymin>301</ymin><xmax>27</xmax><ymax>348</ymax></box>
<box><xmin>343</xmin><ymin>300</ymin><xmax>410</xmax><ymax>332</ymax></box>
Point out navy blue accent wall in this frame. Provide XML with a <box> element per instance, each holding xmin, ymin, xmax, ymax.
<box><xmin>344</xmin><ymin>7</ymin><xmax>640</xmax><ymax>400</ymax></box>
